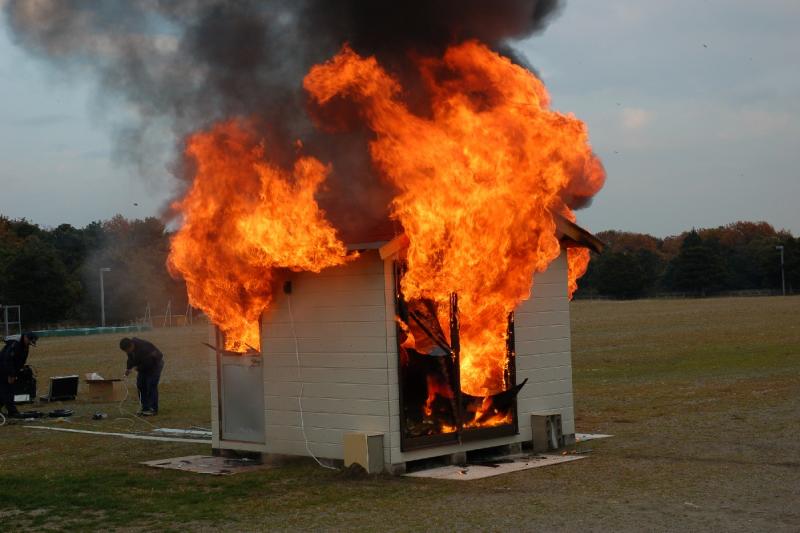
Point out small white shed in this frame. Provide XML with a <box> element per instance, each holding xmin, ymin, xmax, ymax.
<box><xmin>208</xmin><ymin>219</ymin><xmax>602</xmax><ymax>473</ymax></box>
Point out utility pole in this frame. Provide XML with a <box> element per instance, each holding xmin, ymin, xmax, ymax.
<box><xmin>776</xmin><ymin>246</ymin><xmax>785</xmax><ymax>296</ymax></box>
<box><xmin>100</xmin><ymin>267</ymin><xmax>112</xmax><ymax>326</ymax></box>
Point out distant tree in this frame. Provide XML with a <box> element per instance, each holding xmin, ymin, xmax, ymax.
<box><xmin>81</xmin><ymin>221</ymin><xmax>106</xmax><ymax>252</ymax></box>
<box><xmin>47</xmin><ymin>223</ymin><xmax>89</xmax><ymax>273</ymax></box>
<box><xmin>595</xmin><ymin>230</ymin><xmax>662</xmax><ymax>254</ymax></box>
<box><xmin>700</xmin><ymin>221</ymin><xmax>778</xmax><ymax>248</ymax></box>
<box><xmin>661</xmin><ymin>235</ymin><xmax>683</xmax><ymax>259</ymax></box>
<box><xmin>7</xmin><ymin>218</ymin><xmax>43</xmax><ymax>240</ymax></box>
<box><xmin>668</xmin><ymin>231</ymin><xmax>727</xmax><ymax>295</ymax></box>
<box><xmin>4</xmin><ymin>236</ymin><xmax>80</xmax><ymax>325</ymax></box>
<box><xmin>0</xmin><ymin>218</ymin><xmax>23</xmax><ymax>300</ymax></box>
<box><xmin>593</xmin><ymin>251</ymin><xmax>649</xmax><ymax>298</ymax></box>
<box><xmin>786</xmin><ymin>237</ymin><xmax>800</xmax><ymax>293</ymax></box>
<box><xmin>0</xmin><ymin>215</ymin><xmax>192</xmax><ymax>327</ymax></box>
<box><xmin>634</xmin><ymin>248</ymin><xmax>664</xmax><ymax>293</ymax></box>
<box><xmin>81</xmin><ymin>216</ymin><xmax>188</xmax><ymax>325</ymax></box>
<box><xmin>579</xmin><ymin>231</ymin><xmax>667</xmax><ymax>298</ymax></box>
<box><xmin>695</xmin><ymin>222</ymin><xmax>782</xmax><ymax>291</ymax></box>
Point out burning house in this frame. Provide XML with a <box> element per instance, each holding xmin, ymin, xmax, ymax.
<box><xmin>209</xmin><ymin>217</ymin><xmax>602</xmax><ymax>472</ymax></box>
<box><xmin>181</xmin><ymin>8</ymin><xmax>608</xmax><ymax>473</ymax></box>
<box><xmin>5</xmin><ymin>1</ymin><xmax>608</xmax><ymax>472</ymax></box>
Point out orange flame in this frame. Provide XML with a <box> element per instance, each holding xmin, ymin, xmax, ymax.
<box><xmin>167</xmin><ymin>119</ymin><xmax>351</xmax><ymax>351</ymax></box>
<box><xmin>423</xmin><ymin>374</ymin><xmax>454</xmax><ymax>418</ymax></box>
<box><xmin>463</xmin><ymin>397</ymin><xmax>513</xmax><ymax>429</ymax></box>
<box><xmin>567</xmin><ymin>247</ymin><xmax>591</xmax><ymax>300</ymax></box>
<box><xmin>305</xmin><ymin>42</ymin><xmax>604</xmax><ymax>395</ymax></box>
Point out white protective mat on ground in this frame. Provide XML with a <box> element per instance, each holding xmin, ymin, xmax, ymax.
<box><xmin>141</xmin><ymin>455</ymin><xmax>269</xmax><ymax>475</ymax></box>
<box><xmin>404</xmin><ymin>453</ymin><xmax>586</xmax><ymax>481</ymax></box>
<box><xmin>574</xmin><ymin>433</ymin><xmax>613</xmax><ymax>442</ymax></box>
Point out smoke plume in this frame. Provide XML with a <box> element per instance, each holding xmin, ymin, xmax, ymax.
<box><xmin>4</xmin><ymin>0</ymin><xmax>564</xmax><ymax>236</ymax></box>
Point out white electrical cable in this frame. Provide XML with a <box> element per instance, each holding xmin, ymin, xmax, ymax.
<box><xmin>0</xmin><ymin>411</ymin><xmax>6</xmax><ymax>427</ymax></box>
<box><xmin>109</xmin><ymin>380</ymin><xmax>140</xmax><ymax>430</ymax></box>
<box><xmin>288</xmin><ymin>293</ymin><xmax>337</xmax><ymax>470</ymax></box>
<box><xmin>118</xmin><ymin>374</ymin><xmax>160</xmax><ymax>430</ymax></box>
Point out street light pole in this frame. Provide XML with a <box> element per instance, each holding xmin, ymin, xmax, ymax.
<box><xmin>100</xmin><ymin>267</ymin><xmax>111</xmax><ymax>326</ymax></box>
<box><xmin>776</xmin><ymin>246</ymin><xmax>785</xmax><ymax>296</ymax></box>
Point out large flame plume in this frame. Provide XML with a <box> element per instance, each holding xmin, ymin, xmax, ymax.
<box><xmin>305</xmin><ymin>42</ymin><xmax>604</xmax><ymax>395</ymax></box>
<box><xmin>167</xmin><ymin>119</ymin><xmax>351</xmax><ymax>351</ymax></box>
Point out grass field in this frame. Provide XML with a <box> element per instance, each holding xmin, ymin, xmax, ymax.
<box><xmin>1</xmin><ymin>296</ymin><xmax>798</xmax><ymax>531</ymax></box>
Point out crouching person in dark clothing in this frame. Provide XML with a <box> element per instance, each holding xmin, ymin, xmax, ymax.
<box><xmin>0</xmin><ymin>332</ymin><xmax>38</xmax><ymax>419</ymax></box>
<box><xmin>120</xmin><ymin>337</ymin><xmax>164</xmax><ymax>416</ymax></box>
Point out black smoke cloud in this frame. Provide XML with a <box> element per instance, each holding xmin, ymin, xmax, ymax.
<box><xmin>3</xmin><ymin>0</ymin><xmax>563</xmax><ymax>238</ymax></box>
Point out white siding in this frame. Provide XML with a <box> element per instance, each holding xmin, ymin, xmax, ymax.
<box><xmin>209</xmin><ymin>327</ymin><xmax>221</xmax><ymax>449</ymax></box>
<box><xmin>514</xmin><ymin>252</ymin><xmax>575</xmax><ymax>436</ymax></box>
<box><xmin>259</xmin><ymin>250</ymin><xmax>393</xmax><ymax>460</ymax></box>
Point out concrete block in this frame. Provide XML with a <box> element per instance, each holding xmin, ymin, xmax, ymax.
<box><xmin>531</xmin><ymin>414</ymin><xmax>564</xmax><ymax>452</ymax></box>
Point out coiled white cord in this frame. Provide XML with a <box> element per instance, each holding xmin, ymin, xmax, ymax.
<box><xmin>118</xmin><ymin>374</ymin><xmax>160</xmax><ymax>430</ymax></box>
<box><xmin>0</xmin><ymin>411</ymin><xmax>6</xmax><ymax>427</ymax></box>
<box><xmin>288</xmin><ymin>293</ymin><xmax>336</xmax><ymax>470</ymax></box>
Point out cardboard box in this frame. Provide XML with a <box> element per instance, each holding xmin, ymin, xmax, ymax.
<box><xmin>84</xmin><ymin>373</ymin><xmax>125</xmax><ymax>402</ymax></box>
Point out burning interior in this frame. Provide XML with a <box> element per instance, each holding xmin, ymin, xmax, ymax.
<box><xmin>395</xmin><ymin>264</ymin><xmax>524</xmax><ymax>450</ymax></box>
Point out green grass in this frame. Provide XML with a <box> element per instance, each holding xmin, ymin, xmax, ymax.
<box><xmin>1</xmin><ymin>296</ymin><xmax>799</xmax><ymax>531</ymax></box>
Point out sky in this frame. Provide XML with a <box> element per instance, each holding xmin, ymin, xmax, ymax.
<box><xmin>0</xmin><ymin>0</ymin><xmax>798</xmax><ymax>238</ymax></box>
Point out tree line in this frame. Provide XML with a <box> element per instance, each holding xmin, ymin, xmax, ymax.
<box><xmin>0</xmin><ymin>215</ymin><xmax>796</xmax><ymax>328</ymax></box>
<box><xmin>576</xmin><ymin>221</ymin><xmax>798</xmax><ymax>299</ymax></box>
<box><xmin>0</xmin><ymin>215</ymin><xmax>188</xmax><ymax>329</ymax></box>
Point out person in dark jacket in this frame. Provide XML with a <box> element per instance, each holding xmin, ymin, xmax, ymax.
<box><xmin>120</xmin><ymin>337</ymin><xmax>164</xmax><ymax>416</ymax></box>
<box><xmin>0</xmin><ymin>332</ymin><xmax>38</xmax><ymax>418</ymax></box>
